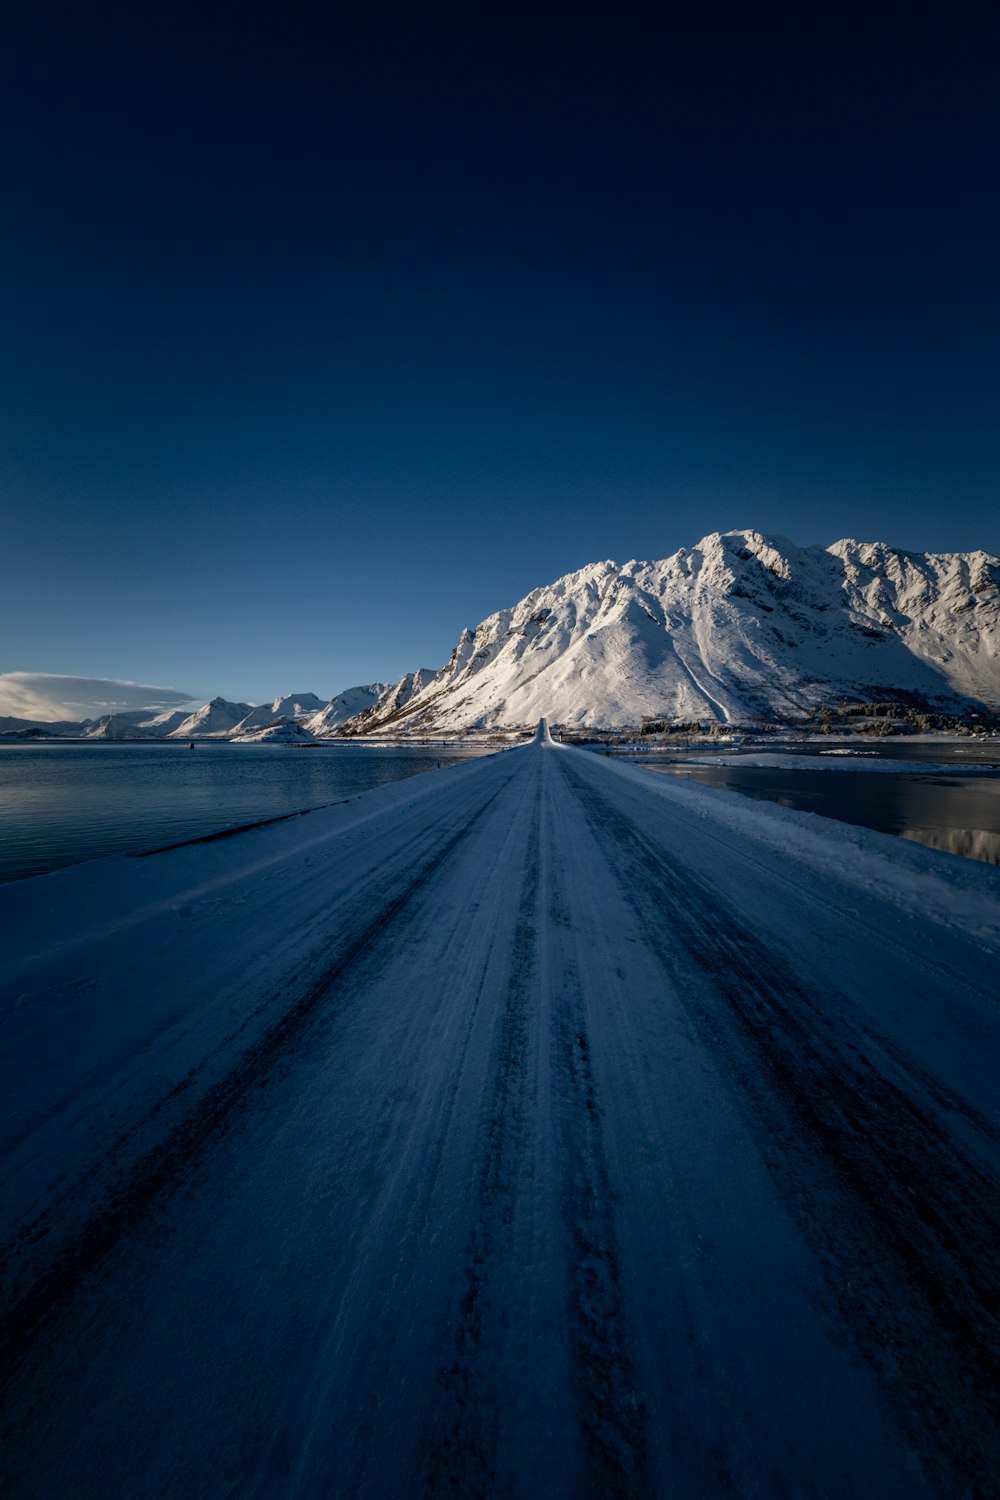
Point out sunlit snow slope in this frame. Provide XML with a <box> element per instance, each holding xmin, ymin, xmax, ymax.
<box><xmin>168</xmin><ymin>695</ymin><xmax>255</xmax><ymax>738</ymax></box>
<box><xmin>303</xmin><ymin>682</ymin><xmax>390</xmax><ymax>734</ymax></box>
<box><xmin>353</xmin><ymin>530</ymin><xmax>1000</xmax><ymax>731</ymax></box>
<box><xmin>1</xmin><ymin>742</ymin><xmax>998</xmax><ymax>1497</ymax></box>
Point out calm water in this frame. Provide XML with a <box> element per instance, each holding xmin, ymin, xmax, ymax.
<box><xmin>0</xmin><ymin>742</ymin><xmax>496</xmax><ymax>884</ymax></box>
<box><xmin>6</xmin><ymin>741</ymin><xmax>999</xmax><ymax>885</ymax></box>
<box><xmin>643</xmin><ymin>756</ymin><xmax>1000</xmax><ymax>865</ymax></box>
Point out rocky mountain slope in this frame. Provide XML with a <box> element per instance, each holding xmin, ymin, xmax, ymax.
<box><xmin>347</xmin><ymin>530</ymin><xmax>1000</xmax><ymax>733</ymax></box>
<box><xmin>338</xmin><ymin>670</ymin><xmax>438</xmax><ymax>736</ymax></box>
<box><xmin>231</xmin><ymin>693</ymin><xmax>327</xmax><ymax>735</ymax></box>
<box><xmin>302</xmin><ymin>684</ymin><xmax>389</xmax><ymax>735</ymax></box>
<box><xmin>7</xmin><ymin>531</ymin><xmax>997</xmax><ymax>740</ymax></box>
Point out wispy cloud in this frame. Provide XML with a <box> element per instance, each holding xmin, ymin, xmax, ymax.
<box><xmin>0</xmin><ymin>673</ymin><xmax>199</xmax><ymax>722</ymax></box>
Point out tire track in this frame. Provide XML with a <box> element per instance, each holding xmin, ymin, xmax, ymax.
<box><xmin>558</xmin><ymin>752</ymin><xmax>1000</xmax><ymax>1498</ymax></box>
<box><xmin>249</xmin><ymin>763</ymin><xmax>546</xmax><ymax>1497</ymax></box>
<box><xmin>544</xmin><ymin>763</ymin><xmax>652</xmax><ymax>1499</ymax></box>
<box><xmin>554</xmin><ymin>1024</ymin><xmax>651</xmax><ymax>1499</ymax></box>
<box><xmin>0</xmin><ymin>772</ymin><xmax>517</xmax><ymax>1405</ymax></box>
<box><xmin>420</xmin><ymin>772</ymin><xmax>542</xmax><ymax>1499</ymax></box>
<box><xmin>3</xmin><ymin>799</ymin><xmax>493</xmax><ymax>1289</ymax></box>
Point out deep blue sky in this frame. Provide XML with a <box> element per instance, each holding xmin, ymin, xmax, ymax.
<box><xmin>3</xmin><ymin>0</ymin><xmax>998</xmax><ymax>708</ymax></box>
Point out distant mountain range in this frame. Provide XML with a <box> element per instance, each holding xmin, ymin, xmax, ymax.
<box><xmin>6</xmin><ymin>532</ymin><xmax>999</xmax><ymax>739</ymax></box>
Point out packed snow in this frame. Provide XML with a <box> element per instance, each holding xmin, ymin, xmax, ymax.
<box><xmin>1</xmin><ymin>734</ymin><xmax>997</xmax><ymax>1496</ymax></box>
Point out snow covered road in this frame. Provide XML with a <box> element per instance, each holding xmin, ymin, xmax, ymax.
<box><xmin>1</xmin><ymin>739</ymin><xmax>998</xmax><ymax>1497</ymax></box>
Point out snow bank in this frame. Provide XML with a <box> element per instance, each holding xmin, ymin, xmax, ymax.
<box><xmin>615</xmin><ymin>756</ymin><xmax>1000</xmax><ymax>945</ymax></box>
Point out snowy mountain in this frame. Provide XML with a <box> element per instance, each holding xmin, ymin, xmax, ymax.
<box><xmin>167</xmin><ymin>697</ymin><xmax>256</xmax><ymax>739</ymax></box>
<box><xmin>303</xmin><ymin>685</ymin><xmax>389</xmax><ymax>735</ymax></box>
<box><xmin>0</xmin><ymin>711</ymin><xmax>189</xmax><ymax>739</ymax></box>
<box><xmin>247</xmin><ymin>692</ymin><xmax>327</xmax><ymax>726</ymax></box>
<box><xmin>0</xmin><ymin>716</ymin><xmax>92</xmax><ymax>737</ymax></box>
<box><xmin>1</xmin><ymin>688</ymin><xmax>380</xmax><ymax>741</ymax></box>
<box><xmin>339</xmin><ymin>670</ymin><xmax>438</xmax><ymax>736</ymax></box>
<box><xmin>9</xmin><ymin>531</ymin><xmax>998</xmax><ymax>741</ymax></box>
<box><xmin>230</xmin><ymin>718</ymin><xmax>318</xmax><ymax>744</ymax></box>
<box><xmin>135</xmin><ymin>708</ymin><xmax>192</xmax><ymax>736</ymax></box>
<box><xmin>82</xmin><ymin>710</ymin><xmax>160</xmax><ymax>739</ymax></box>
<box><xmin>230</xmin><ymin>693</ymin><xmax>327</xmax><ymax>736</ymax></box>
<box><xmin>345</xmin><ymin>530</ymin><xmax>1000</xmax><ymax>733</ymax></box>
<box><xmin>167</xmin><ymin>688</ymin><xmax>389</xmax><ymax>742</ymax></box>
<box><xmin>270</xmin><ymin>692</ymin><xmax>325</xmax><ymax>719</ymax></box>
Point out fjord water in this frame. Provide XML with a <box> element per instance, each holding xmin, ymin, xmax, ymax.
<box><xmin>6</xmin><ymin>740</ymin><xmax>1000</xmax><ymax>885</ymax></box>
<box><xmin>650</xmin><ymin>754</ymin><xmax>1000</xmax><ymax>865</ymax></box>
<box><xmin>0</xmin><ymin>742</ymin><xmax>495</xmax><ymax>884</ymax></box>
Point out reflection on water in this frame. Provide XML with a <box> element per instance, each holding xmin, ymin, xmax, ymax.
<box><xmin>0</xmin><ymin>742</ymin><xmax>496</xmax><ymax>884</ymax></box>
<box><xmin>647</xmin><ymin>763</ymin><xmax>1000</xmax><ymax>866</ymax></box>
<box><xmin>900</xmin><ymin>827</ymin><xmax>1000</xmax><ymax>863</ymax></box>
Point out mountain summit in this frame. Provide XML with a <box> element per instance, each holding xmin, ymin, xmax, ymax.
<box><xmin>7</xmin><ymin>531</ymin><xmax>996</xmax><ymax>742</ymax></box>
<box><xmin>168</xmin><ymin>696</ymin><xmax>255</xmax><ymax>739</ymax></box>
<box><xmin>346</xmin><ymin>530</ymin><xmax>1000</xmax><ymax>732</ymax></box>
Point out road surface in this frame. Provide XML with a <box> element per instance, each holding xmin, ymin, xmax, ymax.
<box><xmin>1</xmin><ymin>736</ymin><xmax>998</xmax><ymax>1497</ymax></box>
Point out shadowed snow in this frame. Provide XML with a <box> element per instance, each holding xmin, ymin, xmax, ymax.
<box><xmin>1</xmin><ymin>744</ymin><xmax>998</xmax><ymax>1497</ymax></box>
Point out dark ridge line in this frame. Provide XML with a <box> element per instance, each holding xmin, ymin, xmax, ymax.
<box><xmin>134</xmin><ymin>801</ymin><xmax>347</xmax><ymax>857</ymax></box>
<box><xmin>557</xmin><ymin>1020</ymin><xmax>653</xmax><ymax>1500</ymax></box>
<box><xmin>543</xmin><ymin>779</ymin><xmax>653</xmax><ymax>1498</ymax></box>
<box><xmin>134</xmin><ymin>751</ymin><xmax>495</xmax><ymax>859</ymax></box>
<box><xmin>419</xmin><ymin>776</ymin><xmax>542</xmax><ymax>1499</ymax></box>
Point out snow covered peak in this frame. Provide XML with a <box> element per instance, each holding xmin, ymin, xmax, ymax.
<box><xmin>341</xmin><ymin>670</ymin><xmax>439</xmax><ymax>735</ymax></box>
<box><xmin>304</xmin><ymin>684</ymin><xmax>391</xmax><ymax>736</ymax></box>
<box><xmin>55</xmin><ymin>531</ymin><xmax>1000</xmax><ymax>742</ymax></box>
<box><xmin>81</xmin><ymin>710</ymin><xmax>159</xmax><ymax>740</ymax></box>
<box><xmin>344</xmin><ymin>531</ymin><xmax>1000</xmax><ymax>733</ymax></box>
<box><xmin>168</xmin><ymin>698</ymin><xmax>256</xmax><ymax>738</ymax></box>
<box><xmin>270</xmin><ymin>692</ymin><xmax>325</xmax><ymax>718</ymax></box>
<box><xmin>228</xmin><ymin>693</ymin><xmax>329</xmax><ymax>737</ymax></box>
